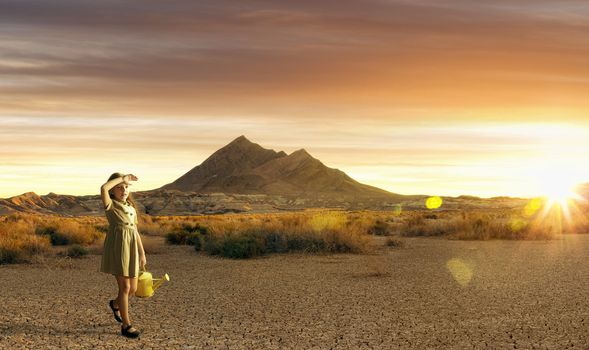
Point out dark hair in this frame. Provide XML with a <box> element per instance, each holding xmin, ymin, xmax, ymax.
<box><xmin>107</xmin><ymin>172</ymin><xmax>140</xmax><ymax>221</ymax></box>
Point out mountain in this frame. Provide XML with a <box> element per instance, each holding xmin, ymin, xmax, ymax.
<box><xmin>161</xmin><ymin>136</ymin><xmax>287</xmax><ymax>193</ymax></box>
<box><xmin>0</xmin><ymin>192</ymin><xmax>94</xmax><ymax>216</ymax></box>
<box><xmin>159</xmin><ymin>135</ymin><xmax>400</xmax><ymax>199</ymax></box>
<box><xmin>0</xmin><ymin>190</ymin><xmax>528</xmax><ymax>217</ymax></box>
<box><xmin>0</xmin><ymin>136</ymin><xmax>534</xmax><ymax>216</ymax></box>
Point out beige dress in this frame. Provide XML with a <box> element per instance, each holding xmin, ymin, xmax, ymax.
<box><xmin>100</xmin><ymin>199</ymin><xmax>140</xmax><ymax>278</ymax></box>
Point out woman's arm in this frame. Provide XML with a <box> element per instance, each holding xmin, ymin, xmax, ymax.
<box><xmin>136</xmin><ymin>230</ymin><xmax>147</xmax><ymax>268</ymax></box>
<box><xmin>100</xmin><ymin>176</ymin><xmax>124</xmax><ymax>210</ymax></box>
<box><xmin>100</xmin><ymin>174</ymin><xmax>138</xmax><ymax>210</ymax></box>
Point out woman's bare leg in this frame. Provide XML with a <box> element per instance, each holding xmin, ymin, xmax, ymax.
<box><xmin>129</xmin><ymin>277</ymin><xmax>138</xmax><ymax>298</ymax></box>
<box><xmin>111</xmin><ymin>275</ymin><xmax>122</xmax><ymax>320</ymax></box>
<box><xmin>115</xmin><ymin>276</ymin><xmax>133</xmax><ymax>327</ymax></box>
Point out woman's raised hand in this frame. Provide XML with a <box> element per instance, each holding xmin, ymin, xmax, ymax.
<box><xmin>122</xmin><ymin>174</ymin><xmax>139</xmax><ymax>184</ymax></box>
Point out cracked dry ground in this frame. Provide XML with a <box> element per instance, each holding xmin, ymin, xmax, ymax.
<box><xmin>1</xmin><ymin>234</ymin><xmax>589</xmax><ymax>349</ymax></box>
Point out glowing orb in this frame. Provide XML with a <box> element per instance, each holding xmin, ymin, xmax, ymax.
<box><xmin>425</xmin><ymin>196</ymin><xmax>443</xmax><ymax>209</ymax></box>
<box><xmin>446</xmin><ymin>258</ymin><xmax>473</xmax><ymax>287</ymax></box>
<box><xmin>391</xmin><ymin>204</ymin><xmax>402</xmax><ymax>216</ymax></box>
<box><xmin>509</xmin><ymin>217</ymin><xmax>527</xmax><ymax>232</ymax></box>
<box><xmin>535</xmin><ymin>167</ymin><xmax>583</xmax><ymax>207</ymax></box>
<box><xmin>523</xmin><ymin>198</ymin><xmax>543</xmax><ymax>217</ymax></box>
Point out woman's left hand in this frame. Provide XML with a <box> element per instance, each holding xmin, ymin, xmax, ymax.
<box><xmin>140</xmin><ymin>254</ymin><xmax>147</xmax><ymax>269</ymax></box>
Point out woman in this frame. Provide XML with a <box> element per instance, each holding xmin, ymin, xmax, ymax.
<box><xmin>100</xmin><ymin>172</ymin><xmax>146</xmax><ymax>338</ymax></box>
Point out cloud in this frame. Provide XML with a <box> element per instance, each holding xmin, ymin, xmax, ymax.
<box><xmin>1</xmin><ymin>0</ymin><xmax>589</xmax><ymax>117</ymax></box>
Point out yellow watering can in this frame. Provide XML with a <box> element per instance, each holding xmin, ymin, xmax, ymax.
<box><xmin>135</xmin><ymin>265</ymin><xmax>170</xmax><ymax>298</ymax></box>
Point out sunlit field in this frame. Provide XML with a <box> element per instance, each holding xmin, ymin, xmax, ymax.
<box><xmin>1</xmin><ymin>196</ymin><xmax>588</xmax><ymax>264</ymax></box>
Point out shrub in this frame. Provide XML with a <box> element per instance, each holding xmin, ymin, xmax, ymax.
<box><xmin>368</xmin><ymin>219</ymin><xmax>391</xmax><ymax>235</ymax></box>
<box><xmin>221</xmin><ymin>234</ymin><xmax>265</xmax><ymax>259</ymax></box>
<box><xmin>285</xmin><ymin>234</ymin><xmax>326</xmax><ymax>253</ymax></box>
<box><xmin>35</xmin><ymin>221</ymin><xmax>102</xmax><ymax>246</ymax></box>
<box><xmin>0</xmin><ymin>233</ymin><xmax>50</xmax><ymax>264</ymax></box>
<box><xmin>200</xmin><ymin>216</ymin><xmax>371</xmax><ymax>259</ymax></box>
<box><xmin>309</xmin><ymin>212</ymin><xmax>346</xmax><ymax>231</ymax></box>
<box><xmin>187</xmin><ymin>234</ymin><xmax>202</xmax><ymax>250</ymax></box>
<box><xmin>0</xmin><ymin>246</ymin><xmax>20</xmax><ymax>264</ymax></box>
<box><xmin>385</xmin><ymin>236</ymin><xmax>404</xmax><ymax>247</ymax></box>
<box><xmin>166</xmin><ymin>230</ymin><xmax>202</xmax><ymax>245</ymax></box>
<box><xmin>94</xmin><ymin>224</ymin><xmax>109</xmax><ymax>234</ymax></box>
<box><xmin>138</xmin><ymin>221</ymin><xmax>168</xmax><ymax>236</ymax></box>
<box><xmin>65</xmin><ymin>244</ymin><xmax>89</xmax><ymax>258</ymax></box>
<box><xmin>202</xmin><ymin>231</ymin><xmax>265</xmax><ymax>259</ymax></box>
<box><xmin>166</xmin><ymin>222</ymin><xmax>207</xmax><ymax>247</ymax></box>
<box><xmin>36</xmin><ymin>226</ymin><xmax>66</xmax><ymax>245</ymax></box>
<box><xmin>166</xmin><ymin>230</ymin><xmax>188</xmax><ymax>245</ymax></box>
<box><xmin>265</xmin><ymin>232</ymin><xmax>288</xmax><ymax>253</ymax></box>
<box><xmin>182</xmin><ymin>223</ymin><xmax>208</xmax><ymax>235</ymax></box>
<box><xmin>396</xmin><ymin>210</ymin><xmax>560</xmax><ymax>240</ymax></box>
<box><xmin>202</xmin><ymin>235</ymin><xmax>222</xmax><ymax>256</ymax></box>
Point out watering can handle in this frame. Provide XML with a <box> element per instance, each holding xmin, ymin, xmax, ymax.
<box><xmin>140</xmin><ymin>264</ymin><xmax>147</xmax><ymax>272</ymax></box>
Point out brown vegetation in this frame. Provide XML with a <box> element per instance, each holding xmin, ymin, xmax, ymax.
<box><xmin>1</xmin><ymin>199</ymin><xmax>587</xmax><ymax>263</ymax></box>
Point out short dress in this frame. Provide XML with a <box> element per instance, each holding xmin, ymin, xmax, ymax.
<box><xmin>100</xmin><ymin>199</ymin><xmax>140</xmax><ymax>278</ymax></box>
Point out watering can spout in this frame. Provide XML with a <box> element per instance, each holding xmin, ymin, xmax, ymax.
<box><xmin>153</xmin><ymin>273</ymin><xmax>170</xmax><ymax>291</ymax></box>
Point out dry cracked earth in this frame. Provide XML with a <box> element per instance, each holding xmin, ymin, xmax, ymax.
<box><xmin>1</xmin><ymin>234</ymin><xmax>589</xmax><ymax>349</ymax></box>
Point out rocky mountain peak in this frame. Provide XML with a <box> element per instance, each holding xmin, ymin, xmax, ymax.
<box><xmin>159</xmin><ymin>136</ymin><xmax>397</xmax><ymax>198</ymax></box>
<box><xmin>161</xmin><ymin>136</ymin><xmax>286</xmax><ymax>192</ymax></box>
<box><xmin>9</xmin><ymin>192</ymin><xmax>40</xmax><ymax>202</ymax></box>
<box><xmin>229</xmin><ymin>135</ymin><xmax>250</xmax><ymax>145</ymax></box>
<box><xmin>289</xmin><ymin>148</ymin><xmax>312</xmax><ymax>158</ymax></box>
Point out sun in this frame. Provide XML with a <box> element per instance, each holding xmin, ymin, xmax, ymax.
<box><xmin>543</xmin><ymin>183</ymin><xmax>578</xmax><ymax>206</ymax></box>
<box><xmin>536</xmin><ymin>170</ymin><xmax>584</xmax><ymax>216</ymax></box>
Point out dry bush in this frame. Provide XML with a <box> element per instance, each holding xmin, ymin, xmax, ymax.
<box><xmin>63</xmin><ymin>244</ymin><xmax>89</xmax><ymax>258</ymax></box>
<box><xmin>0</xmin><ymin>213</ymin><xmax>105</xmax><ymax>264</ymax></box>
<box><xmin>385</xmin><ymin>236</ymin><xmax>404</xmax><ymax>247</ymax></box>
<box><xmin>140</xmin><ymin>235</ymin><xmax>166</xmax><ymax>255</ymax></box>
<box><xmin>138</xmin><ymin>219</ymin><xmax>170</xmax><ymax>236</ymax></box>
<box><xmin>87</xmin><ymin>240</ymin><xmax>104</xmax><ymax>255</ymax></box>
<box><xmin>36</xmin><ymin>218</ymin><xmax>103</xmax><ymax>245</ymax></box>
<box><xmin>0</xmin><ymin>220</ymin><xmax>51</xmax><ymax>264</ymax></box>
<box><xmin>396</xmin><ymin>208</ymin><xmax>572</xmax><ymax>240</ymax></box>
<box><xmin>200</xmin><ymin>211</ymin><xmax>373</xmax><ymax>258</ymax></box>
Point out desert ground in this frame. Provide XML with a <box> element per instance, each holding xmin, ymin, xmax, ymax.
<box><xmin>1</xmin><ymin>234</ymin><xmax>588</xmax><ymax>349</ymax></box>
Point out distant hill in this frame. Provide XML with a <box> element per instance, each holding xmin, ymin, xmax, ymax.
<box><xmin>0</xmin><ymin>192</ymin><xmax>94</xmax><ymax>216</ymax></box>
<box><xmin>160</xmin><ymin>135</ymin><xmax>402</xmax><ymax>200</ymax></box>
<box><xmin>0</xmin><ymin>136</ymin><xmax>539</xmax><ymax>216</ymax></box>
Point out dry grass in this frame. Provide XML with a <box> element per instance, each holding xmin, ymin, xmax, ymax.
<box><xmin>0</xmin><ymin>210</ymin><xmax>379</xmax><ymax>262</ymax></box>
<box><xmin>0</xmin><ymin>213</ymin><xmax>104</xmax><ymax>264</ymax></box>
<box><xmin>193</xmin><ymin>210</ymin><xmax>374</xmax><ymax>258</ymax></box>
<box><xmin>0</xmin><ymin>214</ymin><xmax>51</xmax><ymax>263</ymax></box>
<box><xmin>385</xmin><ymin>236</ymin><xmax>404</xmax><ymax>247</ymax></box>
<box><xmin>2</xmin><ymin>200</ymin><xmax>588</xmax><ymax>263</ymax></box>
<box><xmin>392</xmin><ymin>200</ymin><xmax>589</xmax><ymax>240</ymax></box>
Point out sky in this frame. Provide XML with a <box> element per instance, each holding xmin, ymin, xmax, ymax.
<box><xmin>1</xmin><ymin>0</ymin><xmax>589</xmax><ymax>198</ymax></box>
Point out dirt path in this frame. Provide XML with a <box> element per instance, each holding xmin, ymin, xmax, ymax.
<box><xmin>1</xmin><ymin>235</ymin><xmax>589</xmax><ymax>349</ymax></box>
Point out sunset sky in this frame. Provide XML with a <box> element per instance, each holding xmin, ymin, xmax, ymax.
<box><xmin>1</xmin><ymin>0</ymin><xmax>588</xmax><ymax>198</ymax></box>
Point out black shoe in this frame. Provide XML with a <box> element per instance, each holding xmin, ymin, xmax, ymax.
<box><xmin>121</xmin><ymin>324</ymin><xmax>141</xmax><ymax>338</ymax></box>
<box><xmin>109</xmin><ymin>300</ymin><xmax>122</xmax><ymax>323</ymax></box>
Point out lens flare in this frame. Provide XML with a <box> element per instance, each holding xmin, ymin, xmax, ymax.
<box><xmin>509</xmin><ymin>217</ymin><xmax>528</xmax><ymax>232</ymax></box>
<box><xmin>523</xmin><ymin>198</ymin><xmax>543</xmax><ymax>217</ymax></box>
<box><xmin>535</xmin><ymin>167</ymin><xmax>583</xmax><ymax>208</ymax></box>
<box><xmin>391</xmin><ymin>204</ymin><xmax>402</xmax><ymax>216</ymax></box>
<box><xmin>426</xmin><ymin>196</ymin><xmax>443</xmax><ymax>209</ymax></box>
<box><xmin>446</xmin><ymin>258</ymin><xmax>473</xmax><ymax>287</ymax></box>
